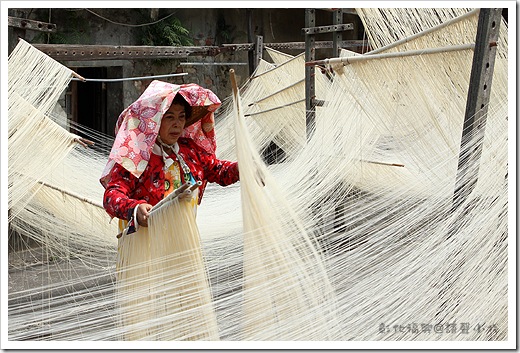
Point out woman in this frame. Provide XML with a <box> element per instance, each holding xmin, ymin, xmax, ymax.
<box><xmin>100</xmin><ymin>80</ymin><xmax>239</xmax><ymax>235</ymax></box>
<box><xmin>100</xmin><ymin>81</ymin><xmax>237</xmax><ymax>340</ymax></box>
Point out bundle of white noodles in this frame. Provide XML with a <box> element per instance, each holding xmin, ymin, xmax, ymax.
<box><xmin>6</xmin><ymin>7</ymin><xmax>511</xmax><ymax>348</ymax></box>
<box><xmin>216</xmin><ymin>48</ymin><xmax>330</xmax><ymax>162</ymax></box>
<box><xmin>115</xmin><ymin>197</ymin><xmax>219</xmax><ymax>341</ymax></box>
<box><xmin>8</xmin><ymin>40</ymin><xmax>77</xmax><ymax>218</ymax></box>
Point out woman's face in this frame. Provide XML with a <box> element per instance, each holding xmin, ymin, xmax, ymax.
<box><xmin>159</xmin><ymin>103</ymin><xmax>186</xmax><ymax>145</ymax></box>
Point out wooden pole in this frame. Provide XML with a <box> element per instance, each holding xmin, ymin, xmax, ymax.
<box><xmin>37</xmin><ymin>181</ymin><xmax>103</xmax><ymax>209</ymax></box>
<box><xmin>71</xmin><ymin>71</ymin><xmax>87</xmax><ymax>82</ymax></box>
<box><xmin>250</xmin><ymin>54</ymin><xmax>303</xmax><ymax>80</ymax></box>
<box><xmin>361</xmin><ymin>160</ymin><xmax>405</xmax><ymax>168</ymax></box>
<box><xmin>229</xmin><ymin>69</ymin><xmax>238</xmax><ymax>98</ymax></box>
<box><xmin>306</xmin><ymin>43</ymin><xmax>476</xmax><ymax>67</ymax></box>
<box><xmin>244</xmin><ymin>99</ymin><xmax>305</xmax><ymax>117</ymax></box>
<box><xmin>248</xmin><ymin>79</ymin><xmax>304</xmax><ymax>106</ymax></box>
<box><xmin>368</xmin><ymin>9</ymin><xmax>480</xmax><ymax>55</ymax></box>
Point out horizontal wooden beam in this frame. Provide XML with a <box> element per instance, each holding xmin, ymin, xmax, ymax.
<box><xmin>8</xmin><ymin>16</ymin><xmax>57</xmax><ymax>33</ymax></box>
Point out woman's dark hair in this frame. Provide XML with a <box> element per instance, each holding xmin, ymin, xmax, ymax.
<box><xmin>171</xmin><ymin>94</ymin><xmax>192</xmax><ymax>118</ymax></box>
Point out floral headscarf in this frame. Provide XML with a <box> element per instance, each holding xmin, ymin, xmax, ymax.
<box><xmin>100</xmin><ymin>80</ymin><xmax>221</xmax><ymax>187</ymax></box>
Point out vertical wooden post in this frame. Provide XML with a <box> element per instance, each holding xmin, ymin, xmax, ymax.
<box><xmin>8</xmin><ymin>10</ymin><xmax>27</xmax><ymax>55</ymax></box>
<box><xmin>305</xmin><ymin>9</ymin><xmax>316</xmax><ymax>139</ymax></box>
<box><xmin>453</xmin><ymin>8</ymin><xmax>502</xmax><ymax>210</ymax></box>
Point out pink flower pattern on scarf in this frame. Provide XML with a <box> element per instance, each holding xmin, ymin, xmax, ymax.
<box><xmin>100</xmin><ymin>81</ymin><xmax>221</xmax><ymax>187</ymax></box>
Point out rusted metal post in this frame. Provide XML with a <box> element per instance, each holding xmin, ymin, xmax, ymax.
<box><xmin>247</xmin><ymin>9</ymin><xmax>254</xmax><ymax>76</ymax></box>
<box><xmin>254</xmin><ymin>35</ymin><xmax>263</xmax><ymax>69</ymax></box>
<box><xmin>332</xmin><ymin>9</ymin><xmax>342</xmax><ymax>57</ymax></box>
<box><xmin>305</xmin><ymin>9</ymin><xmax>316</xmax><ymax>139</ymax></box>
<box><xmin>453</xmin><ymin>8</ymin><xmax>502</xmax><ymax>210</ymax></box>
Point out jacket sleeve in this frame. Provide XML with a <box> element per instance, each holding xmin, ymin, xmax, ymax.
<box><xmin>103</xmin><ymin>163</ymin><xmax>146</xmax><ymax>220</ymax></box>
<box><xmin>200</xmin><ymin>151</ymin><xmax>240</xmax><ymax>186</ymax></box>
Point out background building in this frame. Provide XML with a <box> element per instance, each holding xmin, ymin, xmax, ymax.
<box><xmin>8</xmin><ymin>7</ymin><xmax>365</xmax><ymax>137</ymax></box>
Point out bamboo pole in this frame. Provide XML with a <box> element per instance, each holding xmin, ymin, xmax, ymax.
<box><xmin>148</xmin><ymin>183</ymin><xmax>191</xmax><ymax>217</ymax></box>
<box><xmin>230</xmin><ymin>69</ymin><xmax>239</xmax><ymax>98</ymax></box>
<box><xmin>249</xmin><ymin>53</ymin><xmax>305</xmax><ymax>80</ymax></box>
<box><xmin>71</xmin><ymin>134</ymin><xmax>94</xmax><ymax>148</ymax></box>
<box><xmin>361</xmin><ymin>159</ymin><xmax>405</xmax><ymax>168</ymax></box>
<box><xmin>244</xmin><ymin>99</ymin><xmax>305</xmax><ymax>117</ymax></box>
<box><xmin>306</xmin><ymin>43</ymin><xmax>476</xmax><ymax>67</ymax></box>
<box><xmin>71</xmin><ymin>71</ymin><xmax>86</xmax><ymax>82</ymax></box>
<box><xmin>37</xmin><ymin>181</ymin><xmax>104</xmax><ymax>209</ymax></box>
<box><xmin>248</xmin><ymin>79</ymin><xmax>305</xmax><ymax>107</ymax></box>
<box><xmin>367</xmin><ymin>8</ymin><xmax>480</xmax><ymax>55</ymax></box>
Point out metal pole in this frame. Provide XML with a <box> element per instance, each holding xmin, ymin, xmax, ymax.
<box><xmin>305</xmin><ymin>9</ymin><xmax>316</xmax><ymax>139</ymax></box>
<box><xmin>71</xmin><ymin>72</ymin><xmax>188</xmax><ymax>82</ymax></box>
<box><xmin>255</xmin><ymin>35</ymin><xmax>264</xmax><ymax>69</ymax></box>
<box><xmin>453</xmin><ymin>8</ymin><xmax>502</xmax><ymax>210</ymax></box>
<box><xmin>247</xmin><ymin>9</ymin><xmax>255</xmax><ymax>76</ymax></box>
<box><xmin>332</xmin><ymin>9</ymin><xmax>342</xmax><ymax>57</ymax></box>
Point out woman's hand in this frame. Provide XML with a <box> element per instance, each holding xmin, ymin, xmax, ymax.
<box><xmin>136</xmin><ymin>203</ymin><xmax>153</xmax><ymax>227</ymax></box>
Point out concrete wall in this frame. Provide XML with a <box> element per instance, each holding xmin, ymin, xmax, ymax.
<box><xmin>9</xmin><ymin>8</ymin><xmax>364</xmax><ymax>135</ymax></box>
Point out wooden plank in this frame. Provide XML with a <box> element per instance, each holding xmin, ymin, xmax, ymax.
<box><xmin>8</xmin><ymin>16</ymin><xmax>56</xmax><ymax>33</ymax></box>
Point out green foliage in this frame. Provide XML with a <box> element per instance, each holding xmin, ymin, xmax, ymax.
<box><xmin>215</xmin><ymin>14</ymin><xmax>236</xmax><ymax>45</ymax></box>
<box><xmin>32</xmin><ymin>10</ymin><xmax>90</xmax><ymax>44</ymax></box>
<box><xmin>140</xmin><ymin>16</ymin><xmax>193</xmax><ymax>47</ymax></box>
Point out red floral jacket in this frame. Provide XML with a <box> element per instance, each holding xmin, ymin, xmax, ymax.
<box><xmin>103</xmin><ymin>137</ymin><xmax>239</xmax><ymax>221</ymax></box>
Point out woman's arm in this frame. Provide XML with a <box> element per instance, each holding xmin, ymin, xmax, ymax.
<box><xmin>201</xmin><ymin>153</ymin><xmax>240</xmax><ymax>186</ymax></box>
<box><xmin>180</xmin><ymin>138</ymin><xmax>240</xmax><ymax>186</ymax></box>
<box><xmin>103</xmin><ymin>163</ymin><xmax>147</xmax><ymax>220</ymax></box>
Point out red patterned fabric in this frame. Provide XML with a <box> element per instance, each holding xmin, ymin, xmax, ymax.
<box><xmin>100</xmin><ymin>81</ymin><xmax>221</xmax><ymax>187</ymax></box>
<box><xmin>103</xmin><ymin>137</ymin><xmax>239</xmax><ymax>221</ymax></box>
<box><xmin>100</xmin><ymin>80</ymin><xmax>239</xmax><ymax>222</ymax></box>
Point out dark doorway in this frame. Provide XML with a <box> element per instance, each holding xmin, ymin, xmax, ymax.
<box><xmin>69</xmin><ymin>66</ymin><xmax>123</xmax><ymax>139</ymax></box>
<box><xmin>76</xmin><ymin>67</ymin><xmax>107</xmax><ymax>135</ymax></box>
